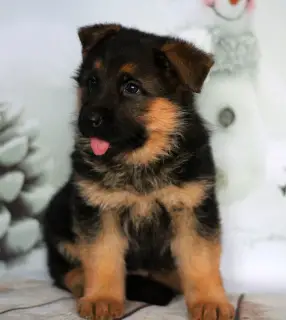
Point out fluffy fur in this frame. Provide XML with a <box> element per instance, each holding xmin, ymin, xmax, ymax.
<box><xmin>43</xmin><ymin>23</ymin><xmax>234</xmax><ymax>320</ymax></box>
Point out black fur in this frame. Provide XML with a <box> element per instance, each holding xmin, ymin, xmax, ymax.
<box><xmin>43</xmin><ymin>23</ymin><xmax>218</xmax><ymax>308</ymax></box>
<box><xmin>43</xmin><ymin>179</ymin><xmax>178</xmax><ymax>305</ymax></box>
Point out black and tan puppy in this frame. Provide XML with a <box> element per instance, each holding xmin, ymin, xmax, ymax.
<box><xmin>43</xmin><ymin>23</ymin><xmax>234</xmax><ymax>320</ymax></box>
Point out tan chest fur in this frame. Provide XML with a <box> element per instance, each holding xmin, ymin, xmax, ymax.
<box><xmin>76</xmin><ymin>178</ymin><xmax>209</xmax><ymax>219</ymax></box>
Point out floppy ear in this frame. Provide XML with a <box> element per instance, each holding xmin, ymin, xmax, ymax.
<box><xmin>77</xmin><ymin>23</ymin><xmax>121</xmax><ymax>55</ymax></box>
<box><xmin>154</xmin><ymin>40</ymin><xmax>214</xmax><ymax>93</ymax></box>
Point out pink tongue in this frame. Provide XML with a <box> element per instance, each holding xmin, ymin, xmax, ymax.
<box><xmin>90</xmin><ymin>138</ymin><xmax>110</xmax><ymax>156</ymax></box>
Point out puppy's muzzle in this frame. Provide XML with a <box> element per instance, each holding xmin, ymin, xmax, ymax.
<box><xmin>89</xmin><ymin>112</ymin><xmax>103</xmax><ymax>128</ymax></box>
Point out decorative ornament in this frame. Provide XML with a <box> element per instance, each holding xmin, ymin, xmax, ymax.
<box><xmin>218</xmin><ymin>106</ymin><xmax>236</xmax><ymax>128</ymax></box>
<box><xmin>196</xmin><ymin>0</ymin><xmax>266</xmax><ymax>204</ymax></box>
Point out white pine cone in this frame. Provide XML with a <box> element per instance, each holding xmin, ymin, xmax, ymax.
<box><xmin>0</xmin><ymin>101</ymin><xmax>56</xmax><ymax>262</ymax></box>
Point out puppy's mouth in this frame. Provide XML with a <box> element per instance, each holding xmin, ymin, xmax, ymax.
<box><xmin>89</xmin><ymin>132</ymin><xmax>147</xmax><ymax>157</ymax></box>
<box><xmin>90</xmin><ymin>137</ymin><xmax>110</xmax><ymax>156</ymax></box>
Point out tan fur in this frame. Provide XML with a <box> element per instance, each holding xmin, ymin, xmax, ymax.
<box><xmin>75</xmin><ymin>163</ymin><xmax>232</xmax><ymax>318</ymax></box>
<box><xmin>64</xmin><ymin>268</ymin><xmax>84</xmax><ymax>299</ymax></box>
<box><xmin>162</xmin><ymin>42</ymin><xmax>214</xmax><ymax>93</ymax></box>
<box><xmin>77</xmin><ymin>210</ymin><xmax>127</xmax><ymax>319</ymax></box>
<box><xmin>76</xmin><ymin>177</ymin><xmax>213</xmax><ymax>313</ymax></box>
<box><xmin>150</xmin><ymin>270</ymin><xmax>181</xmax><ymax>292</ymax></box>
<box><xmin>58</xmin><ymin>242</ymin><xmax>80</xmax><ymax>263</ymax></box>
<box><xmin>94</xmin><ymin>59</ymin><xmax>102</xmax><ymax>69</ymax></box>
<box><xmin>77</xmin><ymin>178</ymin><xmax>209</xmax><ymax>234</ymax></box>
<box><xmin>125</xmin><ymin>98</ymin><xmax>182</xmax><ymax>165</ymax></box>
<box><xmin>78</xmin><ymin>24</ymin><xmax>121</xmax><ymax>55</ymax></box>
<box><xmin>162</xmin><ymin>42</ymin><xmax>195</xmax><ymax>88</ymax></box>
<box><xmin>120</xmin><ymin>63</ymin><xmax>136</xmax><ymax>74</ymax></box>
<box><xmin>77</xmin><ymin>178</ymin><xmax>208</xmax><ymax>215</ymax></box>
<box><xmin>78</xmin><ymin>210</ymin><xmax>128</xmax><ymax>302</ymax></box>
<box><xmin>170</xmin><ymin>210</ymin><xmax>231</xmax><ymax>317</ymax></box>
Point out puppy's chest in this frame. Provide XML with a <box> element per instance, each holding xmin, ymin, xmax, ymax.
<box><xmin>120</xmin><ymin>199</ymin><xmax>174</xmax><ymax>271</ymax></box>
<box><xmin>124</xmin><ymin>194</ymin><xmax>164</xmax><ymax>218</ymax></box>
<box><xmin>121</xmin><ymin>197</ymin><xmax>171</xmax><ymax>235</ymax></box>
<box><xmin>79</xmin><ymin>183</ymin><xmax>182</xmax><ymax>219</ymax></box>
<box><xmin>92</xmin><ymin>182</ymin><xmax>174</xmax><ymax>235</ymax></box>
<box><xmin>77</xmin><ymin>178</ymin><xmax>208</xmax><ymax>226</ymax></box>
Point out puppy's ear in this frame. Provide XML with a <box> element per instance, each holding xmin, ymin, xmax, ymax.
<box><xmin>153</xmin><ymin>40</ymin><xmax>214</xmax><ymax>93</ymax></box>
<box><xmin>77</xmin><ymin>23</ymin><xmax>121</xmax><ymax>55</ymax></box>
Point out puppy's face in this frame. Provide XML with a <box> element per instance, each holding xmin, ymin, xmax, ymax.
<box><xmin>75</xmin><ymin>24</ymin><xmax>213</xmax><ymax>165</ymax></box>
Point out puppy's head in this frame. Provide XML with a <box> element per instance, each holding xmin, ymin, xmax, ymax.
<box><xmin>75</xmin><ymin>23</ymin><xmax>213</xmax><ymax>165</ymax></box>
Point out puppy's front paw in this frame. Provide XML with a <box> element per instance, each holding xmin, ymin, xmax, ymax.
<box><xmin>188</xmin><ymin>301</ymin><xmax>235</xmax><ymax>320</ymax></box>
<box><xmin>77</xmin><ymin>296</ymin><xmax>124</xmax><ymax>320</ymax></box>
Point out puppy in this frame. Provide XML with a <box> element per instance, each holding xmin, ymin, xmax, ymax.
<box><xmin>43</xmin><ymin>23</ymin><xmax>234</xmax><ymax>320</ymax></box>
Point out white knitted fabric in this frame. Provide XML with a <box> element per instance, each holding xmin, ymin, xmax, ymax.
<box><xmin>210</xmin><ymin>27</ymin><xmax>260</xmax><ymax>77</ymax></box>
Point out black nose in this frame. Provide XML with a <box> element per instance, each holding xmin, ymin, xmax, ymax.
<box><xmin>89</xmin><ymin>112</ymin><xmax>103</xmax><ymax>127</ymax></box>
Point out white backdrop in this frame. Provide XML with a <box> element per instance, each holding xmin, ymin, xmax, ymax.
<box><xmin>1</xmin><ymin>0</ymin><xmax>286</xmax><ymax>186</ymax></box>
<box><xmin>1</xmin><ymin>0</ymin><xmax>286</xmax><ymax>293</ymax></box>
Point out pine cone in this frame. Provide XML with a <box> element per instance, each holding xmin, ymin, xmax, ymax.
<box><xmin>0</xmin><ymin>101</ymin><xmax>56</xmax><ymax>262</ymax></box>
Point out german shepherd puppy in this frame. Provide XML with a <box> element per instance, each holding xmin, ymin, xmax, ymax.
<box><xmin>43</xmin><ymin>23</ymin><xmax>234</xmax><ymax>320</ymax></box>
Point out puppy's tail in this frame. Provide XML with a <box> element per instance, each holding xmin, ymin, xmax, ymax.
<box><xmin>126</xmin><ymin>274</ymin><xmax>178</xmax><ymax>306</ymax></box>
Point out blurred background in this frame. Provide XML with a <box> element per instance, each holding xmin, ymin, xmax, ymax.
<box><xmin>1</xmin><ymin>0</ymin><xmax>286</xmax><ymax>186</ymax></box>
<box><xmin>0</xmin><ymin>0</ymin><xmax>286</xmax><ymax>295</ymax></box>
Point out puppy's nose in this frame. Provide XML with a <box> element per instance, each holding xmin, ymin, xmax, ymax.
<box><xmin>89</xmin><ymin>112</ymin><xmax>103</xmax><ymax>127</ymax></box>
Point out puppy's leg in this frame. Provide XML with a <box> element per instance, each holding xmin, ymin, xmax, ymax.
<box><xmin>171</xmin><ymin>210</ymin><xmax>234</xmax><ymax>320</ymax></box>
<box><xmin>77</xmin><ymin>211</ymin><xmax>128</xmax><ymax>320</ymax></box>
<box><xmin>64</xmin><ymin>267</ymin><xmax>84</xmax><ymax>299</ymax></box>
<box><xmin>56</xmin><ymin>242</ymin><xmax>84</xmax><ymax>299</ymax></box>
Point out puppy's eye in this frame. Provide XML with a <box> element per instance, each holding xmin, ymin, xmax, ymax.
<box><xmin>123</xmin><ymin>82</ymin><xmax>141</xmax><ymax>95</ymax></box>
<box><xmin>87</xmin><ymin>76</ymin><xmax>98</xmax><ymax>92</ymax></box>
